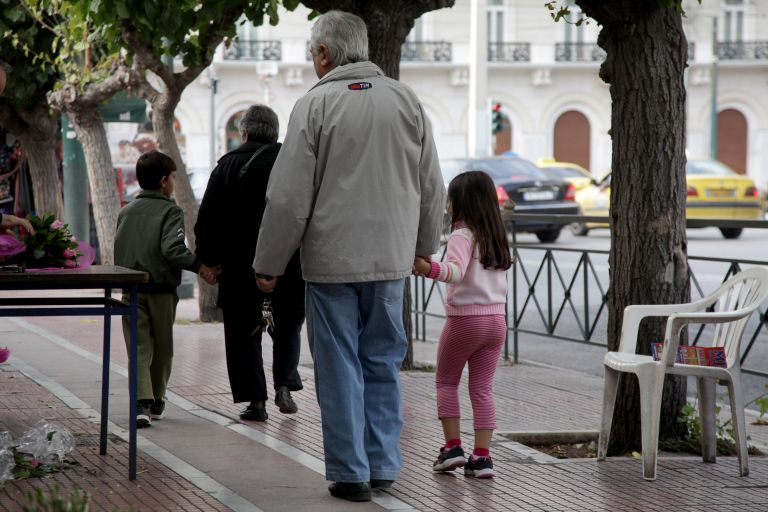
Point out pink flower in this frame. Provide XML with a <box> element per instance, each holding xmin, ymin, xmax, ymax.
<box><xmin>50</xmin><ymin>220</ymin><xmax>65</xmax><ymax>230</ymax></box>
<box><xmin>63</xmin><ymin>259</ymin><xmax>78</xmax><ymax>268</ymax></box>
<box><xmin>62</xmin><ymin>248</ymin><xmax>76</xmax><ymax>259</ymax></box>
<box><xmin>70</xmin><ymin>235</ymin><xmax>77</xmax><ymax>242</ymax></box>
<box><xmin>0</xmin><ymin>347</ymin><xmax>10</xmax><ymax>363</ymax></box>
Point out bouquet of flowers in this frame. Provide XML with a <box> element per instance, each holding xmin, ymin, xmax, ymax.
<box><xmin>22</xmin><ymin>214</ymin><xmax>82</xmax><ymax>269</ymax></box>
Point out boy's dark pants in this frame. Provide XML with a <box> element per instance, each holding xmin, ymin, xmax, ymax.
<box><xmin>121</xmin><ymin>292</ymin><xmax>178</xmax><ymax>402</ymax></box>
<box><xmin>222</xmin><ymin>300</ymin><xmax>304</xmax><ymax>404</ymax></box>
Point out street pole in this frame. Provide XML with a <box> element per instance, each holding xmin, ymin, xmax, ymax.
<box><xmin>468</xmin><ymin>0</ymin><xmax>490</xmax><ymax>157</ymax></box>
<box><xmin>61</xmin><ymin>115</ymin><xmax>90</xmax><ymax>243</ymax></box>
<box><xmin>208</xmin><ymin>67</ymin><xmax>218</xmax><ymax>170</ymax></box>
<box><xmin>709</xmin><ymin>17</ymin><xmax>719</xmax><ymax>160</ymax></box>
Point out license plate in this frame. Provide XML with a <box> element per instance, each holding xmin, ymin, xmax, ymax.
<box><xmin>706</xmin><ymin>189</ymin><xmax>735</xmax><ymax>198</ymax></box>
<box><xmin>523</xmin><ymin>190</ymin><xmax>555</xmax><ymax>201</ymax></box>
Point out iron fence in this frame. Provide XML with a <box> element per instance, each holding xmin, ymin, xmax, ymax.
<box><xmin>411</xmin><ymin>214</ymin><xmax>768</xmax><ymax>378</ymax></box>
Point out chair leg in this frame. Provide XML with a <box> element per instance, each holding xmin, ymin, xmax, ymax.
<box><xmin>598</xmin><ymin>366</ymin><xmax>620</xmax><ymax>461</ymax></box>
<box><xmin>638</xmin><ymin>368</ymin><xmax>663</xmax><ymax>481</ymax></box>
<box><xmin>697</xmin><ymin>377</ymin><xmax>717</xmax><ymax>463</ymax></box>
<box><xmin>726</xmin><ymin>377</ymin><xmax>749</xmax><ymax>477</ymax></box>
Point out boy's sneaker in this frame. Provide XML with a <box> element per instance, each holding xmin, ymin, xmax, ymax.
<box><xmin>464</xmin><ymin>455</ymin><xmax>494</xmax><ymax>478</ymax></box>
<box><xmin>136</xmin><ymin>402</ymin><xmax>152</xmax><ymax>428</ymax></box>
<box><xmin>433</xmin><ymin>445</ymin><xmax>466</xmax><ymax>472</ymax></box>
<box><xmin>150</xmin><ymin>399</ymin><xmax>165</xmax><ymax>420</ymax></box>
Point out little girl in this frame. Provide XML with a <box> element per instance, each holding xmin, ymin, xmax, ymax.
<box><xmin>413</xmin><ymin>170</ymin><xmax>513</xmax><ymax>479</ymax></box>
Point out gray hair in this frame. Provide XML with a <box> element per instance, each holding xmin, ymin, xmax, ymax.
<box><xmin>310</xmin><ymin>10</ymin><xmax>368</xmax><ymax>67</ymax></box>
<box><xmin>239</xmin><ymin>105</ymin><xmax>279</xmax><ymax>143</ymax></box>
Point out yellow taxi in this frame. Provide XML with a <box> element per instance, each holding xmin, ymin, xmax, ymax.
<box><xmin>536</xmin><ymin>158</ymin><xmax>594</xmax><ymax>192</ymax></box>
<box><xmin>571</xmin><ymin>158</ymin><xmax>763</xmax><ymax>239</ymax></box>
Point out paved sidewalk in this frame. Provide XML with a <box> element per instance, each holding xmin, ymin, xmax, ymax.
<box><xmin>1</xmin><ymin>292</ymin><xmax>767</xmax><ymax>511</ymax></box>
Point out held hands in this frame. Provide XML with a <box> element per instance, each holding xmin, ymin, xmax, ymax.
<box><xmin>412</xmin><ymin>255</ymin><xmax>432</xmax><ymax>277</ymax></box>
<box><xmin>199</xmin><ymin>264</ymin><xmax>221</xmax><ymax>285</ymax></box>
<box><xmin>256</xmin><ymin>274</ymin><xmax>277</xmax><ymax>293</ymax></box>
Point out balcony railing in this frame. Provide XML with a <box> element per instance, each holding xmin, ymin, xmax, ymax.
<box><xmin>223</xmin><ymin>40</ymin><xmax>282</xmax><ymax>61</ymax></box>
<box><xmin>556</xmin><ymin>42</ymin><xmax>695</xmax><ymax>62</ymax></box>
<box><xmin>717</xmin><ymin>41</ymin><xmax>768</xmax><ymax>61</ymax></box>
<box><xmin>555</xmin><ymin>42</ymin><xmax>606</xmax><ymax>62</ymax></box>
<box><xmin>488</xmin><ymin>42</ymin><xmax>531</xmax><ymax>62</ymax></box>
<box><xmin>401</xmin><ymin>41</ymin><xmax>452</xmax><ymax>62</ymax></box>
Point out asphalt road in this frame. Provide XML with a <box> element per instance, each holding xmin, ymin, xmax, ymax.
<box><xmin>413</xmin><ymin>224</ymin><xmax>768</xmax><ymax>409</ymax></box>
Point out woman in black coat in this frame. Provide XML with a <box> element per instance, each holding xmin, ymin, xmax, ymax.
<box><xmin>195</xmin><ymin>105</ymin><xmax>304</xmax><ymax>421</ymax></box>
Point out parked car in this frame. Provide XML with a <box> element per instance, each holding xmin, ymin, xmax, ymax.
<box><xmin>440</xmin><ymin>156</ymin><xmax>578</xmax><ymax>242</ymax></box>
<box><xmin>571</xmin><ymin>158</ymin><xmax>763</xmax><ymax>239</ymax></box>
<box><xmin>536</xmin><ymin>158</ymin><xmax>594</xmax><ymax>192</ymax></box>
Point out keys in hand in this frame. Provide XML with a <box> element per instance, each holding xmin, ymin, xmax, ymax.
<box><xmin>251</xmin><ymin>299</ymin><xmax>275</xmax><ymax>336</ymax></box>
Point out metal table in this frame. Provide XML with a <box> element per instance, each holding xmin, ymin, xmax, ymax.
<box><xmin>0</xmin><ymin>265</ymin><xmax>148</xmax><ymax>480</ymax></box>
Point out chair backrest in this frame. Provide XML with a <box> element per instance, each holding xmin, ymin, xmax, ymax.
<box><xmin>703</xmin><ymin>267</ymin><xmax>768</xmax><ymax>364</ymax></box>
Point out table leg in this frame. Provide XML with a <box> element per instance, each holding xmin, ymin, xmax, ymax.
<box><xmin>129</xmin><ymin>286</ymin><xmax>138</xmax><ymax>480</ymax></box>
<box><xmin>100</xmin><ymin>288</ymin><xmax>111</xmax><ymax>455</ymax></box>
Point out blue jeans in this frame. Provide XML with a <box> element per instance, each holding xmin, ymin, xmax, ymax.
<box><xmin>306</xmin><ymin>279</ymin><xmax>407</xmax><ymax>483</ymax></box>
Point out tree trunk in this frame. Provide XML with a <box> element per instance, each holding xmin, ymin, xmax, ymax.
<box><xmin>584</xmin><ymin>3</ymin><xmax>690</xmax><ymax>454</ymax></box>
<box><xmin>18</xmin><ymin>105</ymin><xmax>63</xmax><ymax>219</ymax></box>
<box><xmin>68</xmin><ymin>109</ymin><xmax>120</xmax><ymax>265</ymax></box>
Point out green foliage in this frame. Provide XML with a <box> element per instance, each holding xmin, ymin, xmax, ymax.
<box><xmin>0</xmin><ymin>2</ymin><xmax>59</xmax><ymax>106</ymax></box>
<box><xmin>748</xmin><ymin>383</ymin><xmax>768</xmax><ymax>425</ymax></box>
<box><xmin>22</xmin><ymin>214</ymin><xmax>81</xmax><ymax>269</ymax></box>
<box><xmin>22</xmin><ymin>486</ymin><xmax>91</xmax><ymax>512</ymax></box>
<box><xmin>544</xmin><ymin>0</ymin><xmax>703</xmax><ymax>24</ymax></box>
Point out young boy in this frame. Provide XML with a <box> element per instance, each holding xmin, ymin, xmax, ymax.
<box><xmin>115</xmin><ymin>150</ymin><xmax>217</xmax><ymax>428</ymax></box>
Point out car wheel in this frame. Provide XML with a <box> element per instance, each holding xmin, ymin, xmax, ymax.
<box><xmin>569</xmin><ymin>223</ymin><xmax>589</xmax><ymax>237</ymax></box>
<box><xmin>719</xmin><ymin>227</ymin><xmax>743</xmax><ymax>239</ymax></box>
<box><xmin>535</xmin><ymin>228</ymin><xmax>561</xmax><ymax>243</ymax></box>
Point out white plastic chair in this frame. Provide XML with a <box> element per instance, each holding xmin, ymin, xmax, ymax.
<box><xmin>597</xmin><ymin>266</ymin><xmax>768</xmax><ymax>481</ymax></box>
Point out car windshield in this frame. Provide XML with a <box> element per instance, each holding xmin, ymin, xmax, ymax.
<box><xmin>441</xmin><ymin>158</ymin><xmax>547</xmax><ymax>184</ymax></box>
<box><xmin>685</xmin><ymin>159</ymin><xmax>737</xmax><ymax>176</ymax></box>
<box><xmin>540</xmin><ymin>166</ymin><xmax>585</xmax><ymax>179</ymax></box>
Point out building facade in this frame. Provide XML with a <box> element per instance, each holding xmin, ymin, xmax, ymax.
<box><xmin>175</xmin><ymin>0</ymin><xmax>768</xmax><ymax>193</ymax></box>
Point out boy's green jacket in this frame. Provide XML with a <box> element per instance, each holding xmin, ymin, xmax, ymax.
<box><xmin>114</xmin><ymin>190</ymin><xmax>200</xmax><ymax>292</ymax></box>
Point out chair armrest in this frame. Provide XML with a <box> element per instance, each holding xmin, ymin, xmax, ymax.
<box><xmin>618</xmin><ymin>303</ymin><xmax>700</xmax><ymax>353</ymax></box>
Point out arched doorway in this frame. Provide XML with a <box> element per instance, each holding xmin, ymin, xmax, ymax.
<box><xmin>225</xmin><ymin>111</ymin><xmax>246</xmax><ymax>152</ymax></box>
<box><xmin>717</xmin><ymin>108</ymin><xmax>747</xmax><ymax>174</ymax></box>
<box><xmin>554</xmin><ymin>110</ymin><xmax>590</xmax><ymax>170</ymax></box>
<box><xmin>493</xmin><ymin>116</ymin><xmax>512</xmax><ymax>155</ymax></box>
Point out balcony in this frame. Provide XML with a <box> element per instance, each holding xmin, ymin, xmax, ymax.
<box><xmin>555</xmin><ymin>42</ymin><xmax>606</xmax><ymax>62</ymax></box>
<box><xmin>716</xmin><ymin>41</ymin><xmax>768</xmax><ymax>61</ymax></box>
<box><xmin>401</xmin><ymin>41</ymin><xmax>452</xmax><ymax>62</ymax></box>
<box><xmin>223</xmin><ymin>40</ymin><xmax>282</xmax><ymax>61</ymax></box>
<box><xmin>488</xmin><ymin>42</ymin><xmax>530</xmax><ymax>62</ymax></box>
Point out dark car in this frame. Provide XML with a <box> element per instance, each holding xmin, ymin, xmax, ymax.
<box><xmin>440</xmin><ymin>156</ymin><xmax>579</xmax><ymax>242</ymax></box>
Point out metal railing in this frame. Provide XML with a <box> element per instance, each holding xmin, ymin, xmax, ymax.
<box><xmin>717</xmin><ymin>41</ymin><xmax>768</xmax><ymax>61</ymax></box>
<box><xmin>401</xmin><ymin>41</ymin><xmax>452</xmax><ymax>62</ymax></box>
<box><xmin>223</xmin><ymin>40</ymin><xmax>282</xmax><ymax>61</ymax></box>
<box><xmin>488</xmin><ymin>42</ymin><xmax>530</xmax><ymax>62</ymax></box>
<box><xmin>555</xmin><ymin>42</ymin><xmax>695</xmax><ymax>62</ymax></box>
<box><xmin>411</xmin><ymin>214</ymin><xmax>768</xmax><ymax>378</ymax></box>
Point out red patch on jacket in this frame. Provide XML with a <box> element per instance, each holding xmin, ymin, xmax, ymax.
<box><xmin>348</xmin><ymin>82</ymin><xmax>372</xmax><ymax>90</ymax></box>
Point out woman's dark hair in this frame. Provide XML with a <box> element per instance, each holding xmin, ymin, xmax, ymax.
<box><xmin>136</xmin><ymin>150</ymin><xmax>176</xmax><ymax>190</ymax></box>
<box><xmin>448</xmin><ymin>170</ymin><xmax>513</xmax><ymax>270</ymax></box>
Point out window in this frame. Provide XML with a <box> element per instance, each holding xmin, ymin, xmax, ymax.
<box><xmin>722</xmin><ymin>0</ymin><xmax>745</xmax><ymax>42</ymax></box>
<box><xmin>487</xmin><ymin>0</ymin><xmax>504</xmax><ymax>44</ymax></box>
<box><xmin>563</xmin><ymin>0</ymin><xmax>584</xmax><ymax>44</ymax></box>
<box><xmin>406</xmin><ymin>16</ymin><xmax>424</xmax><ymax>43</ymax></box>
<box><xmin>225</xmin><ymin>111</ymin><xmax>245</xmax><ymax>153</ymax></box>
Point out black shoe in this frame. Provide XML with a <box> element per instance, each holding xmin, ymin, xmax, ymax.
<box><xmin>150</xmin><ymin>399</ymin><xmax>165</xmax><ymax>420</ymax></box>
<box><xmin>328</xmin><ymin>482</ymin><xmax>371</xmax><ymax>502</ymax></box>
<box><xmin>136</xmin><ymin>401</ymin><xmax>152</xmax><ymax>428</ymax></box>
<box><xmin>464</xmin><ymin>455</ymin><xmax>494</xmax><ymax>478</ymax></box>
<box><xmin>240</xmin><ymin>403</ymin><xmax>268</xmax><ymax>421</ymax></box>
<box><xmin>370</xmin><ymin>479</ymin><xmax>394</xmax><ymax>490</ymax></box>
<box><xmin>274</xmin><ymin>389</ymin><xmax>298</xmax><ymax>414</ymax></box>
<box><xmin>433</xmin><ymin>445</ymin><xmax>466</xmax><ymax>472</ymax></box>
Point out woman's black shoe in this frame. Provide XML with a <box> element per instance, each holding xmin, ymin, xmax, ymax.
<box><xmin>328</xmin><ymin>482</ymin><xmax>371</xmax><ymax>502</ymax></box>
<box><xmin>239</xmin><ymin>403</ymin><xmax>268</xmax><ymax>421</ymax></box>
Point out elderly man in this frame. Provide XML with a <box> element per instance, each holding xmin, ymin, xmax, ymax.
<box><xmin>253</xmin><ymin>10</ymin><xmax>445</xmax><ymax>502</ymax></box>
<box><xmin>195</xmin><ymin>105</ymin><xmax>305</xmax><ymax>423</ymax></box>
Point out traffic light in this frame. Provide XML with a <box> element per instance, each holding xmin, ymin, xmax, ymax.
<box><xmin>491</xmin><ymin>103</ymin><xmax>503</xmax><ymax>134</ymax></box>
